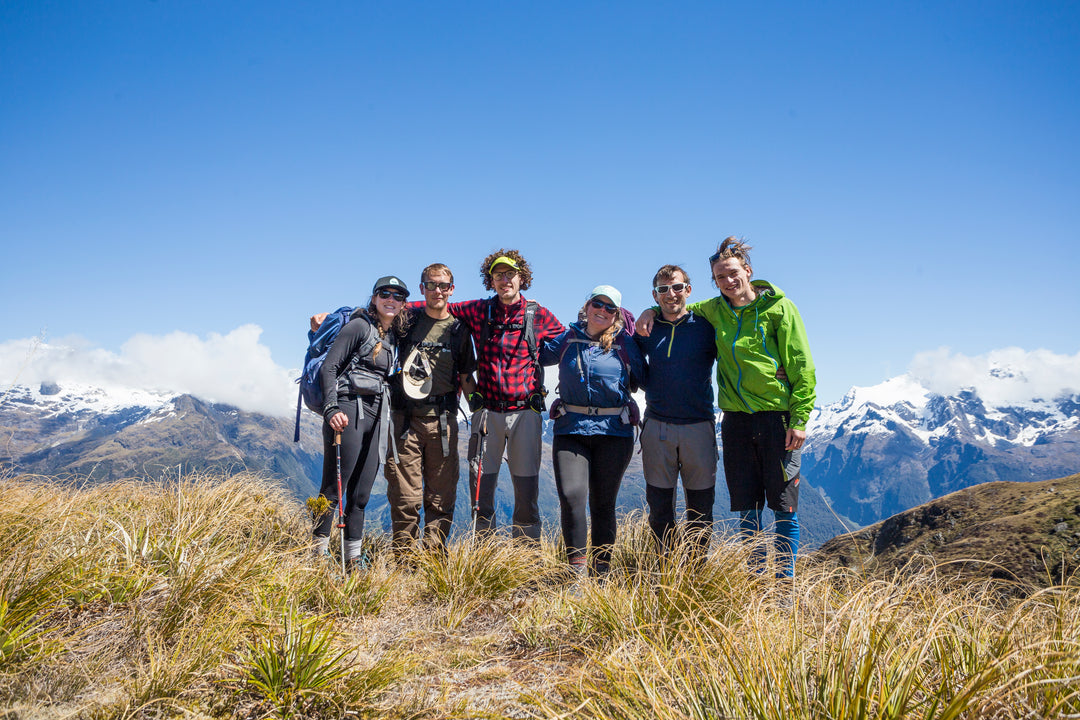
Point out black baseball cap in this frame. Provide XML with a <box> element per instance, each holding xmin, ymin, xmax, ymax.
<box><xmin>372</xmin><ymin>275</ymin><xmax>409</xmax><ymax>297</ymax></box>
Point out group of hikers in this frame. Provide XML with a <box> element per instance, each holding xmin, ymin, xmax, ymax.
<box><xmin>306</xmin><ymin>238</ymin><xmax>816</xmax><ymax>581</ymax></box>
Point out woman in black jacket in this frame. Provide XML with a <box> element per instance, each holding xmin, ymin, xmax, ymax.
<box><xmin>313</xmin><ymin>275</ymin><xmax>410</xmax><ymax>567</ymax></box>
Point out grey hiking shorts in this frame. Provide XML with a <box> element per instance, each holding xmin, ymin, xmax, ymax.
<box><xmin>640</xmin><ymin>418</ymin><xmax>718</xmax><ymax>491</ymax></box>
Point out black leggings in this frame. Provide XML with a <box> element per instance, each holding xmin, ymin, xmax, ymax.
<box><xmin>315</xmin><ymin>398</ymin><xmax>383</xmax><ymax>541</ymax></box>
<box><xmin>552</xmin><ymin>433</ymin><xmax>634</xmax><ymax>572</ymax></box>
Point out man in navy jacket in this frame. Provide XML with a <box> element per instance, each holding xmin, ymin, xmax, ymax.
<box><xmin>634</xmin><ymin>264</ymin><xmax>718</xmax><ymax>556</ymax></box>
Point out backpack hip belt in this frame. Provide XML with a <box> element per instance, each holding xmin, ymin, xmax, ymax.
<box><xmin>561</xmin><ymin>403</ymin><xmax>624</xmax><ymax>416</ymax></box>
<box><xmin>483</xmin><ymin>398</ymin><xmax>529</xmax><ymax>412</ymax></box>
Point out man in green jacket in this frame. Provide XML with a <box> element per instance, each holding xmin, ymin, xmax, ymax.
<box><xmin>691</xmin><ymin>236</ymin><xmax>815</xmax><ymax>579</ymax></box>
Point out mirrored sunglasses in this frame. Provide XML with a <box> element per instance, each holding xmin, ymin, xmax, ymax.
<box><xmin>422</xmin><ymin>281</ymin><xmax>452</xmax><ymax>291</ymax></box>
<box><xmin>654</xmin><ymin>282</ymin><xmax>688</xmax><ymax>295</ymax></box>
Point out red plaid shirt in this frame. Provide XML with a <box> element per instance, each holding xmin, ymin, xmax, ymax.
<box><xmin>413</xmin><ymin>296</ymin><xmax>564</xmax><ymax>404</ymax></box>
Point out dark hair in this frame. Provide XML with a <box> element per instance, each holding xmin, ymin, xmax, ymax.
<box><xmin>421</xmin><ymin>263</ymin><xmax>454</xmax><ymax>285</ymax></box>
<box><xmin>652</xmin><ymin>264</ymin><xmax>690</xmax><ymax>288</ymax></box>
<box><xmin>480</xmin><ymin>248</ymin><xmax>533</xmax><ymax>291</ymax></box>
<box><xmin>361</xmin><ymin>298</ymin><xmax>410</xmax><ymax>355</ymax></box>
<box><xmin>709</xmin><ymin>236</ymin><xmax>753</xmax><ymax>282</ymax></box>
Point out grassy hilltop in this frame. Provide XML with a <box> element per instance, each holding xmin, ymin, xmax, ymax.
<box><xmin>2</xmin><ymin>471</ymin><xmax>1079</xmax><ymax>719</ymax></box>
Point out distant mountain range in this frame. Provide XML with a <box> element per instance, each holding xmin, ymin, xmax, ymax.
<box><xmin>0</xmin><ymin>382</ymin><xmax>323</xmax><ymax>499</ymax></box>
<box><xmin>0</xmin><ymin>381</ymin><xmax>850</xmax><ymax>545</ymax></box>
<box><xmin>803</xmin><ymin>374</ymin><xmax>1080</xmax><ymax>528</ymax></box>
<box><xmin>4</xmin><ymin>367</ymin><xmax>1076</xmax><ymax>547</ymax></box>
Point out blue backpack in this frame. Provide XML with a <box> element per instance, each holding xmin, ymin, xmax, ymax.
<box><xmin>293</xmin><ymin>306</ymin><xmax>377</xmax><ymax>441</ymax></box>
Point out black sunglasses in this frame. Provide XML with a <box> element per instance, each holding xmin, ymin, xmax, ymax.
<box><xmin>377</xmin><ymin>289</ymin><xmax>407</xmax><ymax>301</ymax></box>
<box><xmin>654</xmin><ymin>282</ymin><xmax>688</xmax><ymax>295</ymax></box>
<box><xmin>589</xmin><ymin>298</ymin><xmax>618</xmax><ymax>313</ymax></box>
<box><xmin>422</xmin><ymin>281</ymin><xmax>452</xmax><ymax>291</ymax></box>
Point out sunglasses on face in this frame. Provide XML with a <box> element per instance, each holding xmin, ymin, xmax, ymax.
<box><xmin>376</xmin><ymin>289</ymin><xmax>407</xmax><ymax>302</ymax></box>
<box><xmin>589</xmin><ymin>298</ymin><xmax>618</xmax><ymax>314</ymax></box>
<box><xmin>654</xmin><ymin>282</ymin><xmax>688</xmax><ymax>295</ymax></box>
<box><xmin>422</xmin><ymin>281</ymin><xmax>452</xmax><ymax>291</ymax></box>
<box><xmin>492</xmin><ymin>270</ymin><xmax>518</xmax><ymax>282</ymax></box>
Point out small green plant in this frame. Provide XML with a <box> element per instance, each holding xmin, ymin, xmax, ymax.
<box><xmin>0</xmin><ymin>597</ymin><xmax>57</xmax><ymax>671</ymax></box>
<box><xmin>231</xmin><ymin>607</ymin><xmax>353</xmax><ymax>719</ymax></box>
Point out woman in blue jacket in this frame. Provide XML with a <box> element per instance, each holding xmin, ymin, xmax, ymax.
<box><xmin>541</xmin><ymin>285</ymin><xmax>643</xmax><ymax>577</ymax></box>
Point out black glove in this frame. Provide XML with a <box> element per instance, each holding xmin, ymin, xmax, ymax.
<box><xmin>527</xmin><ymin>391</ymin><xmax>547</xmax><ymax>414</ymax></box>
<box><xmin>467</xmin><ymin>391</ymin><xmax>484</xmax><ymax>413</ymax></box>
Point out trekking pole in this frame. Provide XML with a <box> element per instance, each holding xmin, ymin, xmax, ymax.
<box><xmin>471</xmin><ymin>410</ymin><xmax>488</xmax><ymax>536</ymax></box>
<box><xmin>334</xmin><ymin>432</ymin><xmax>346</xmax><ymax>575</ymax></box>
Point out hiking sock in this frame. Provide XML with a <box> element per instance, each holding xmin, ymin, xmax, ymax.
<box><xmin>344</xmin><ymin>539</ymin><xmax>366</xmax><ymax>563</ymax></box>
<box><xmin>312</xmin><ymin>534</ymin><xmax>330</xmax><ymax>557</ymax></box>
<box><xmin>646</xmin><ymin>484</ymin><xmax>677</xmax><ymax>554</ymax></box>
<box><xmin>738</xmin><ymin>508</ymin><xmax>766</xmax><ymax>570</ymax></box>
<box><xmin>774</xmin><ymin>510</ymin><xmax>800</xmax><ymax>579</ymax></box>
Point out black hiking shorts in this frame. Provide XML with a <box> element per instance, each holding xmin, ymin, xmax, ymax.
<box><xmin>720</xmin><ymin>410</ymin><xmax>801</xmax><ymax>513</ymax></box>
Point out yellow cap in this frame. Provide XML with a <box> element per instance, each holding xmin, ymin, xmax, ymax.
<box><xmin>488</xmin><ymin>255</ymin><xmax>520</xmax><ymax>273</ymax></box>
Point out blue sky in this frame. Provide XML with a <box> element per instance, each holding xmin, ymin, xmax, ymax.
<box><xmin>2</xmin><ymin>1</ymin><xmax>1078</xmax><ymax>412</ymax></box>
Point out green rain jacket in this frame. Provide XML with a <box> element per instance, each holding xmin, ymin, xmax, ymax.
<box><xmin>687</xmin><ymin>280</ymin><xmax>816</xmax><ymax>430</ymax></box>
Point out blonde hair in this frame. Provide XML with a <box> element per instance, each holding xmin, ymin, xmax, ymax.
<box><xmin>578</xmin><ymin>300</ymin><xmax>623</xmax><ymax>351</ymax></box>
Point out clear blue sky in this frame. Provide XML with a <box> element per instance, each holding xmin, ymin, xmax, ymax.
<box><xmin>2</xmin><ymin>1</ymin><xmax>1078</xmax><ymax>409</ymax></box>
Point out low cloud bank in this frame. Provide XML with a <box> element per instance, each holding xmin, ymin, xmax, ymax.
<box><xmin>909</xmin><ymin>347</ymin><xmax>1080</xmax><ymax>407</ymax></box>
<box><xmin>0</xmin><ymin>326</ymin><xmax>296</xmax><ymax>417</ymax></box>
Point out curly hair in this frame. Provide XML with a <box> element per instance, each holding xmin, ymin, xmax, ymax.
<box><xmin>709</xmin><ymin>236</ymin><xmax>753</xmax><ymax>281</ymax></box>
<box><xmin>577</xmin><ymin>300</ymin><xmax>624</xmax><ymax>352</ymax></box>
<box><xmin>480</xmin><ymin>248</ymin><xmax>533</xmax><ymax>292</ymax></box>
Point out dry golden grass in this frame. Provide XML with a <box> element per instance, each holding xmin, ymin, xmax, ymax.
<box><xmin>0</xmin><ymin>471</ymin><xmax>1078</xmax><ymax>719</ymax></box>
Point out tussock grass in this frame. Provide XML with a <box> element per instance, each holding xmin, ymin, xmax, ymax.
<box><xmin>1</xmin><ymin>471</ymin><xmax>1078</xmax><ymax>719</ymax></box>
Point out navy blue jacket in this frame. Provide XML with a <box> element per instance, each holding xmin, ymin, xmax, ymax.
<box><xmin>634</xmin><ymin>311</ymin><xmax>716</xmax><ymax>424</ymax></box>
<box><xmin>540</xmin><ymin>322</ymin><xmax>644</xmax><ymax>438</ymax></box>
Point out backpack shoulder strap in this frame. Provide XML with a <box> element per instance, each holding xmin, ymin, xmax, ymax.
<box><xmin>523</xmin><ymin>300</ymin><xmax>538</xmax><ymax>365</ymax></box>
<box><xmin>478</xmin><ymin>297</ymin><xmax>495</xmax><ymax>351</ymax></box>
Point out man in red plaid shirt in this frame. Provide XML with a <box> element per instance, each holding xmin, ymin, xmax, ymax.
<box><xmin>445</xmin><ymin>249</ymin><xmax>564</xmax><ymax>541</ymax></box>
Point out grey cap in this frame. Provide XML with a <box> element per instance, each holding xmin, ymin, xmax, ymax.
<box><xmin>372</xmin><ymin>275</ymin><xmax>409</xmax><ymax>297</ymax></box>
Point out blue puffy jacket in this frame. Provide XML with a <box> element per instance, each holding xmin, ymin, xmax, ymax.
<box><xmin>540</xmin><ymin>322</ymin><xmax>644</xmax><ymax>438</ymax></box>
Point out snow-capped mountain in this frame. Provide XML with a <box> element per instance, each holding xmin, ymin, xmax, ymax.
<box><xmin>803</xmin><ymin>374</ymin><xmax>1080</xmax><ymax>526</ymax></box>
<box><xmin>2</xmin><ymin>380</ymin><xmax>853</xmax><ymax>545</ymax></box>
<box><xmin>0</xmin><ymin>381</ymin><xmax>324</xmax><ymax>498</ymax></box>
<box><xmin>10</xmin><ymin>367</ymin><xmax>1072</xmax><ymax>545</ymax></box>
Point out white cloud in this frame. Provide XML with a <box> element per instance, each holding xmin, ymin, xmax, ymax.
<box><xmin>0</xmin><ymin>325</ymin><xmax>296</xmax><ymax>417</ymax></box>
<box><xmin>909</xmin><ymin>347</ymin><xmax>1080</xmax><ymax>407</ymax></box>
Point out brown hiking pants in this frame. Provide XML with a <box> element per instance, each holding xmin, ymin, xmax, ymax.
<box><xmin>385</xmin><ymin>410</ymin><xmax>459</xmax><ymax>553</ymax></box>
